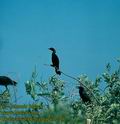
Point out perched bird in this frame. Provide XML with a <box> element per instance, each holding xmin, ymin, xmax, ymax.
<box><xmin>49</xmin><ymin>47</ymin><xmax>61</xmax><ymax>75</ymax></box>
<box><xmin>77</xmin><ymin>86</ymin><xmax>91</xmax><ymax>103</ymax></box>
<box><xmin>0</xmin><ymin>76</ymin><xmax>17</xmax><ymax>89</ymax></box>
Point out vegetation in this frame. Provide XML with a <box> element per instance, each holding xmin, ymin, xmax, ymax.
<box><xmin>0</xmin><ymin>60</ymin><xmax>120</xmax><ymax>124</ymax></box>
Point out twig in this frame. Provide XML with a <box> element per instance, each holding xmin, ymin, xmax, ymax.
<box><xmin>61</xmin><ymin>71</ymin><xmax>101</xmax><ymax>105</ymax></box>
<box><xmin>13</xmin><ymin>86</ymin><xmax>17</xmax><ymax>104</ymax></box>
<box><xmin>44</xmin><ymin>64</ymin><xmax>52</xmax><ymax>67</ymax></box>
<box><xmin>44</xmin><ymin>64</ymin><xmax>101</xmax><ymax>105</ymax></box>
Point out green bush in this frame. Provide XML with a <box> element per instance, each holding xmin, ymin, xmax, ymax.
<box><xmin>0</xmin><ymin>60</ymin><xmax>120</xmax><ymax>124</ymax></box>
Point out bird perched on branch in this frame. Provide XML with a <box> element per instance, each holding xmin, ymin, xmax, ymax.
<box><xmin>0</xmin><ymin>76</ymin><xmax>17</xmax><ymax>90</ymax></box>
<box><xmin>77</xmin><ymin>86</ymin><xmax>91</xmax><ymax>103</ymax></box>
<box><xmin>49</xmin><ymin>47</ymin><xmax>61</xmax><ymax>75</ymax></box>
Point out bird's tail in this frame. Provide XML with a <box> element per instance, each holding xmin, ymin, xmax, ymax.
<box><xmin>55</xmin><ymin>68</ymin><xmax>61</xmax><ymax>75</ymax></box>
<box><xmin>13</xmin><ymin>81</ymin><xmax>17</xmax><ymax>86</ymax></box>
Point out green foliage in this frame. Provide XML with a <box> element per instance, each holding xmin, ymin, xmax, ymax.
<box><xmin>0</xmin><ymin>60</ymin><xmax>120</xmax><ymax>124</ymax></box>
<box><xmin>25</xmin><ymin>61</ymin><xmax>119</xmax><ymax>123</ymax></box>
<box><xmin>0</xmin><ymin>90</ymin><xmax>10</xmax><ymax>109</ymax></box>
<box><xmin>70</xmin><ymin>62</ymin><xmax>120</xmax><ymax>124</ymax></box>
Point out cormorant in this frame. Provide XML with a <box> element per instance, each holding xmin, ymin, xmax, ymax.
<box><xmin>49</xmin><ymin>47</ymin><xmax>61</xmax><ymax>75</ymax></box>
<box><xmin>77</xmin><ymin>86</ymin><xmax>91</xmax><ymax>103</ymax></box>
<box><xmin>0</xmin><ymin>76</ymin><xmax>17</xmax><ymax>89</ymax></box>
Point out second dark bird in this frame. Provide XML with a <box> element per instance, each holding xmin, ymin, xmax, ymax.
<box><xmin>77</xmin><ymin>86</ymin><xmax>91</xmax><ymax>103</ymax></box>
<box><xmin>0</xmin><ymin>76</ymin><xmax>17</xmax><ymax>90</ymax></box>
<box><xmin>49</xmin><ymin>47</ymin><xmax>61</xmax><ymax>75</ymax></box>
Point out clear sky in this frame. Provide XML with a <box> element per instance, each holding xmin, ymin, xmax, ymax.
<box><xmin>0</xmin><ymin>0</ymin><xmax>120</xmax><ymax>103</ymax></box>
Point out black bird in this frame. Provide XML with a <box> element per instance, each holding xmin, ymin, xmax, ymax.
<box><xmin>0</xmin><ymin>76</ymin><xmax>17</xmax><ymax>89</ymax></box>
<box><xmin>49</xmin><ymin>47</ymin><xmax>61</xmax><ymax>75</ymax></box>
<box><xmin>77</xmin><ymin>86</ymin><xmax>91</xmax><ymax>103</ymax></box>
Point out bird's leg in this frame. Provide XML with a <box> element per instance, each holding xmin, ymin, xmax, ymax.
<box><xmin>55</xmin><ymin>67</ymin><xmax>61</xmax><ymax>75</ymax></box>
<box><xmin>2</xmin><ymin>86</ymin><xmax>9</xmax><ymax>95</ymax></box>
<box><xmin>5</xmin><ymin>86</ymin><xmax>9</xmax><ymax>92</ymax></box>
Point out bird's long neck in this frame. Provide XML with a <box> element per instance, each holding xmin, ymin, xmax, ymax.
<box><xmin>52</xmin><ymin>51</ymin><xmax>56</xmax><ymax>56</ymax></box>
<box><xmin>52</xmin><ymin>51</ymin><xmax>56</xmax><ymax>54</ymax></box>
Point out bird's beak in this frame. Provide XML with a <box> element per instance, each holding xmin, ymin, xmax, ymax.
<box><xmin>48</xmin><ymin>48</ymin><xmax>51</xmax><ymax>50</ymax></box>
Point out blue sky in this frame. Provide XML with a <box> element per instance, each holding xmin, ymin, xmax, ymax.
<box><xmin>0</xmin><ymin>0</ymin><xmax>120</xmax><ymax>103</ymax></box>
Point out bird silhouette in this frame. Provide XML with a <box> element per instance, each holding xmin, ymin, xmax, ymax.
<box><xmin>77</xmin><ymin>86</ymin><xmax>91</xmax><ymax>103</ymax></box>
<box><xmin>0</xmin><ymin>76</ymin><xmax>17</xmax><ymax>90</ymax></box>
<box><xmin>49</xmin><ymin>47</ymin><xmax>61</xmax><ymax>75</ymax></box>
